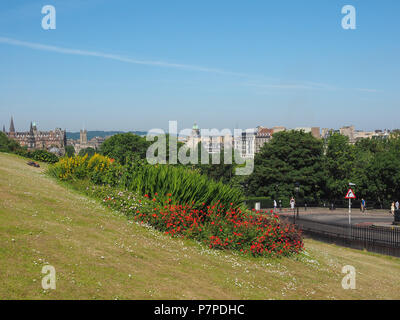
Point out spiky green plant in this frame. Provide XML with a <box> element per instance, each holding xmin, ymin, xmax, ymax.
<box><xmin>118</xmin><ymin>163</ymin><xmax>244</xmax><ymax>208</ymax></box>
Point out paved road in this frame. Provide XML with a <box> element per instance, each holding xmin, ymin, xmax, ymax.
<box><xmin>274</xmin><ymin>208</ymin><xmax>395</xmax><ymax>226</ymax></box>
<box><xmin>296</xmin><ymin>212</ymin><xmax>394</xmax><ymax>226</ymax></box>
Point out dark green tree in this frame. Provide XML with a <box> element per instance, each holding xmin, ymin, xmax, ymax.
<box><xmin>363</xmin><ymin>138</ymin><xmax>400</xmax><ymax>208</ymax></box>
<box><xmin>78</xmin><ymin>147</ymin><xmax>96</xmax><ymax>158</ymax></box>
<box><xmin>195</xmin><ymin>146</ymin><xmax>235</xmax><ymax>184</ymax></box>
<box><xmin>323</xmin><ymin>133</ymin><xmax>355</xmax><ymax>201</ymax></box>
<box><xmin>0</xmin><ymin>132</ymin><xmax>20</xmax><ymax>152</ymax></box>
<box><xmin>99</xmin><ymin>133</ymin><xmax>150</xmax><ymax>165</ymax></box>
<box><xmin>150</xmin><ymin>134</ymin><xmax>185</xmax><ymax>164</ymax></box>
<box><xmin>245</xmin><ymin>130</ymin><xmax>325</xmax><ymax>204</ymax></box>
<box><xmin>65</xmin><ymin>145</ymin><xmax>75</xmax><ymax>157</ymax></box>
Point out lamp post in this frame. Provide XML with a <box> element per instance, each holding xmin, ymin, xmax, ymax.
<box><xmin>295</xmin><ymin>182</ymin><xmax>300</xmax><ymax>222</ymax></box>
<box><xmin>394</xmin><ymin>208</ymin><xmax>400</xmax><ymax>226</ymax></box>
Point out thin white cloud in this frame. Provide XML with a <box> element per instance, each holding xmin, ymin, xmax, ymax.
<box><xmin>245</xmin><ymin>81</ymin><xmax>380</xmax><ymax>93</ymax></box>
<box><xmin>355</xmin><ymin>88</ymin><xmax>382</xmax><ymax>93</ymax></box>
<box><xmin>0</xmin><ymin>36</ymin><xmax>248</xmax><ymax>76</ymax></box>
<box><xmin>0</xmin><ymin>37</ymin><xmax>380</xmax><ymax>94</ymax></box>
<box><xmin>244</xmin><ymin>81</ymin><xmax>337</xmax><ymax>91</ymax></box>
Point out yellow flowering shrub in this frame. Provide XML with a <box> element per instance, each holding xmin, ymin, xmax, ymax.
<box><xmin>47</xmin><ymin>153</ymin><xmax>118</xmax><ymax>182</ymax></box>
<box><xmin>87</xmin><ymin>153</ymin><xmax>111</xmax><ymax>173</ymax></box>
<box><xmin>48</xmin><ymin>154</ymin><xmax>88</xmax><ymax>180</ymax></box>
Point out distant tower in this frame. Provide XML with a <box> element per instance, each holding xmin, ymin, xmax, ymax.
<box><xmin>80</xmin><ymin>129</ymin><xmax>88</xmax><ymax>145</ymax></box>
<box><xmin>32</xmin><ymin>122</ymin><xmax>38</xmax><ymax>134</ymax></box>
<box><xmin>2</xmin><ymin>125</ymin><xmax>5</xmax><ymax>133</ymax></box>
<box><xmin>189</xmin><ymin>123</ymin><xmax>201</xmax><ymax>150</ymax></box>
<box><xmin>9</xmin><ymin>117</ymin><xmax>15</xmax><ymax>137</ymax></box>
<box><xmin>192</xmin><ymin>123</ymin><xmax>200</xmax><ymax>137</ymax></box>
<box><xmin>28</xmin><ymin>122</ymin><xmax>36</xmax><ymax>149</ymax></box>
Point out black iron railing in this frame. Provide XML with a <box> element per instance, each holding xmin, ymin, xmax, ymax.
<box><xmin>283</xmin><ymin>215</ymin><xmax>400</xmax><ymax>257</ymax></box>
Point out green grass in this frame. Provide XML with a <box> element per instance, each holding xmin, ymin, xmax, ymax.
<box><xmin>0</xmin><ymin>152</ymin><xmax>399</xmax><ymax>300</ymax></box>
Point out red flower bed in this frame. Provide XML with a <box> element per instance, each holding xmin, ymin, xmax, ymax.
<box><xmin>134</xmin><ymin>196</ymin><xmax>303</xmax><ymax>258</ymax></box>
<box><xmin>94</xmin><ymin>186</ymin><xmax>303</xmax><ymax>257</ymax></box>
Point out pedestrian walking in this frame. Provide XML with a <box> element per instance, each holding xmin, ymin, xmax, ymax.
<box><xmin>290</xmin><ymin>197</ymin><xmax>295</xmax><ymax>213</ymax></box>
<box><xmin>361</xmin><ymin>198</ymin><xmax>366</xmax><ymax>213</ymax></box>
<box><xmin>391</xmin><ymin>202</ymin><xmax>395</xmax><ymax>216</ymax></box>
<box><xmin>396</xmin><ymin>200</ymin><xmax>399</xmax><ymax>211</ymax></box>
<box><xmin>273</xmin><ymin>199</ymin><xmax>277</xmax><ymax>213</ymax></box>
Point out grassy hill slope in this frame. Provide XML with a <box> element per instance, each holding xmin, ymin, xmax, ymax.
<box><xmin>0</xmin><ymin>152</ymin><xmax>399</xmax><ymax>300</ymax></box>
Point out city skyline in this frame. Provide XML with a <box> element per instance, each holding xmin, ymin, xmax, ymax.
<box><xmin>1</xmin><ymin>0</ymin><xmax>399</xmax><ymax>131</ymax></box>
<box><xmin>2</xmin><ymin>115</ymin><xmax>396</xmax><ymax>136</ymax></box>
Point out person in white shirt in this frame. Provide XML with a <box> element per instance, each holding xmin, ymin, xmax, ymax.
<box><xmin>273</xmin><ymin>200</ymin><xmax>277</xmax><ymax>213</ymax></box>
<box><xmin>290</xmin><ymin>197</ymin><xmax>295</xmax><ymax>212</ymax></box>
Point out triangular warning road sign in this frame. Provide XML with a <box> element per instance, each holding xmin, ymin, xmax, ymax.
<box><xmin>345</xmin><ymin>188</ymin><xmax>356</xmax><ymax>199</ymax></box>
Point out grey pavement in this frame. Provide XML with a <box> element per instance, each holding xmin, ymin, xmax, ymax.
<box><xmin>271</xmin><ymin>207</ymin><xmax>395</xmax><ymax>226</ymax></box>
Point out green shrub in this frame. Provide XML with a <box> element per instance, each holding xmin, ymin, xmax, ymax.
<box><xmin>14</xmin><ymin>148</ymin><xmax>33</xmax><ymax>158</ymax></box>
<box><xmin>31</xmin><ymin>150</ymin><xmax>59</xmax><ymax>164</ymax></box>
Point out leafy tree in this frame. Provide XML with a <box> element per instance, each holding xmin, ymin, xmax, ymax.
<box><xmin>195</xmin><ymin>146</ymin><xmax>235</xmax><ymax>184</ymax></box>
<box><xmin>150</xmin><ymin>134</ymin><xmax>185</xmax><ymax>164</ymax></box>
<box><xmin>363</xmin><ymin>139</ymin><xmax>400</xmax><ymax>207</ymax></box>
<box><xmin>245</xmin><ymin>130</ymin><xmax>324</xmax><ymax>204</ymax></box>
<box><xmin>99</xmin><ymin>133</ymin><xmax>150</xmax><ymax>165</ymax></box>
<box><xmin>323</xmin><ymin>133</ymin><xmax>355</xmax><ymax>201</ymax></box>
<box><xmin>78</xmin><ymin>147</ymin><xmax>96</xmax><ymax>158</ymax></box>
<box><xmin>65</xmin><ymin>145</ymin><xmax>75</xmax><ymax>157</ymax></box>
<box><xmin>0</xmin><ymin>132</ymin><xmax>20</xmax><ymax>152</ymax></box>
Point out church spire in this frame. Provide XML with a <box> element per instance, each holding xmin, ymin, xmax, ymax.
<box><xmin>2</xmin><ymin>125</ymin><xmax>5</xmax><ymax>133</ymax></box>
<box><xmin>29</xmin><ymin>122</ymin><xmax>34</xmax><ymax>135</ymax></box>
<box><xmin>9</xmin><ymin>117</ymin><xmax>15</xmax><ymax>133</ymax></box>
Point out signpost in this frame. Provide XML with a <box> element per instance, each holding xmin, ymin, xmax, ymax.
<box><xmin>345</xmin><ymin>188</ymin><xmax>357</xmax><ymax>225</ymax></box>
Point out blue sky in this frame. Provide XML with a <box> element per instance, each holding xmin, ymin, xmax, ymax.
<box><xmin>0</xmin><ymin>0</ymin><xmax>399</xmax><ymax>132</ymax></box>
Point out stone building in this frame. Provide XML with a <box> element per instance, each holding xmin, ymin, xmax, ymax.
<box><xmin>4</xmin><ymin>117</ymin><xmax>66</xmax><ymax>155</ymax></box>
<box><xmin>186</xmin><ymin>123</ymin><xmax>235</xmax><ymax>155</ymax></box>
<box><xmin>186</xmin><ymin>123</ymin><xmax>201</xmax><ymax>150</ymax></box>
<box><xmin>327</xmin><ymin>126</ymin><xmax>391</xmax><ymax>144</ymax></box>
<box><xmin>67</xmin><ymin>129</ymin><xmax>106</xmax><ymax>154</ymax></box>
<box><xmin>272</xmin><ymin>126</ymin><xmax>286</xmax><ymax>134</ymax></box>
<box><xmin>231</xmin><ymin>129</ymin><xmax>256</xmax><ymax>159</ymax></box>
<box><xmin>294</xmin><ymin>127</ymin><xmax>321</xmax><ymax>139</ymax></box>
<box><xmin>186</xmin><ymin>123</ymin><xmax>255</xmax><ymax>158</ymax></box>
<box><xmin>255</xmin><ymin>126</ymin><xmax>274</xmax><ymax>153</ymax></box>
<box><xmin>186</xmin><ymin>123</ymin><xmax>291</xmax><ymax>159</ymax></box>
<box><xmin>340</xmin><ymin>125</ymin><xmax>356</xmax><ymax>144</ymax></box>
